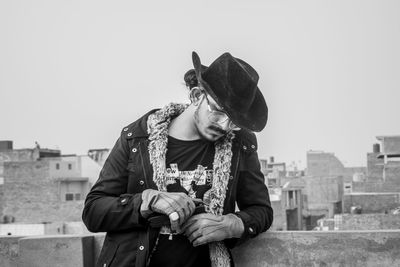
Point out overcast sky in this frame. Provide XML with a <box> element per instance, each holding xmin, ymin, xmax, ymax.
<box><xmin>1</xmin><ymin>0</ymin><xmax>399</xmax><ymax>168</ymax></box>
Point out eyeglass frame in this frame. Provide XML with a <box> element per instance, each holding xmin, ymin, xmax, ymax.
<box><xmin>200</xmin><ymin>91</ymin><xmax>241</xmax><ymax>131</ymax></box>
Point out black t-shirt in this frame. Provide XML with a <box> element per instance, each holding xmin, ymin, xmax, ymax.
<box><xmin>148</xmin><ymin>136</ymin><xmax>214</xmax><ymax>267</ymax></box>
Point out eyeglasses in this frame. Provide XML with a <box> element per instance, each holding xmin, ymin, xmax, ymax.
<box><xmin>203</xmin><ymin>93</ymin><xmax>241</xmax><ymax>131</ymax></box>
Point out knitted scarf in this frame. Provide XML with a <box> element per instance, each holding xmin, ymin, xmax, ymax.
<box><xmin>147</xmin><ymin>103</ymin><xmax>234</xmax><ymax>267</ymax></box>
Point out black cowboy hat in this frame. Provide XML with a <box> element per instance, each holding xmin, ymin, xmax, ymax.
<box><xmin>192</xmin><ymin>51</ymin><xmax>268</xmax><ymax>132</ymax></box>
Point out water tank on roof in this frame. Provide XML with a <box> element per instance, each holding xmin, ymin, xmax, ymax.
<box><xmin>373</xmin><ymin>143</ymin><xmax>380</xmax><ymax>153</ymax></box>
<box><xmin>350</xmin><ymin>206</ymin><xmax>362</xmax><ymax>214</ymax></box>
<box><xmin>0</xmin><ymin>141</ymin><xmax>13</xmax><ymax>151</ymax></box>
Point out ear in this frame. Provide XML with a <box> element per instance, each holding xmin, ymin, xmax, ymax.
<box><xmin>189</xmin><ymin>87</ymin><xmax>203</xmax><ymax>105</ymax></box>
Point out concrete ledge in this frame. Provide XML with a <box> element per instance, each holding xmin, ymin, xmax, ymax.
<box><xmin>232</xmin><ymin>231</ymin><xmax>400</xmax><ymax>267</ymax></box>
<box><xmin>18</xmin><ymin>235</ymin><xmax>93</xmax><ymax>267</ymax></box>
<box><xmin>1</xmin><ymin>230</ymin><xmax>400</xmax><ymax>266</ymax></box>
<box><xmin>0</xmin><ymin>236</ymin><xmax>24</xmax><ymax>267</ymax></box>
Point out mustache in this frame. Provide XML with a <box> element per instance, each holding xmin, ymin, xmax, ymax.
<box><xmin>209</xmin><ymin>125</ymin><xmax>227</xmax><ymax>135</ymax></box>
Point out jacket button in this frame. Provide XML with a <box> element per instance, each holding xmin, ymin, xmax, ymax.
<box><xmin>127</xmin><ymin>133</ymin><xmax>132</xmax><ymax>137</ymax></box>
<box><xmin>139</xmin><ymin>180</ymin><xmax>144</xmax><ymax>186</ymax></box>
<box><xmin>248</xmin><ymin>227</ymin><xmax>254</xmax><ymax>233</ymax></box>
<box><xmin>251</xmin><ymin>145</ymin><xmax>255</xmax><ymax>149</ymax></box>
<box><xmin>123</xmin><ymin>127</ymin><xmax>129</xmax><ymax>132</ymax></box>
<box><xmin>132</xmin><ymin>148</ymin><xmax>137</xmax><ymax>153</ymax></box>
<box><xmin>243</xmin><ymin>145</ymin><xmax>247</xmax><ymax>150</ymax></box>
<box><xmin>139</xmin><ymin>245</ymin><xmax>144</xmax><ymax>250</ymax></box>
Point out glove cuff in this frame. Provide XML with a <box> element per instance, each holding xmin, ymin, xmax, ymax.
<box><xmin>140</xmin><ymin>189</ymin><xmax>156</xmax><ymax>218</ymax></box>
<box><xmin>225</xmin><ymin>213</ymin><xmax>245</xmax><ymax>238</ymax></box>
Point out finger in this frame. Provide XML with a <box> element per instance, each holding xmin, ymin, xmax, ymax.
<box><xmin>170</xmin><ymin>219</ymin><xmax>180</xmax><ymax>233</ymax></box>
<box><xmin>176</xmin><ymin>208</ymin><xmax>186</xmax><ymax>225</ymax></box>
<box><xmin>169</xmin><ymin>212</ymin><xmax>180</xmax><ymax>232</ymax></box>
<box><xmin>192</xmin><ymin>235</ymin><xmax>209</xmax><ymax>247</ymax></box>
<box><xmin>181</xmin><ymin>200</ymin><xmax>196</xmax><ymax>224</ymax></box>
<box><xmin>192</xmin><ymin>227</ymin><xmax>222</xmax><ymax>246</ymax></box>
<box><xmin>183</xmin><ymin>219</ymin><xmax>201</xmax><ymax>238</ymax></box>
<box><xmin>187</xmin><ymin>228</ymin><xmax>203</xmax><ymax>243</ymax></box>
<box><xmin>169</xmin><ymin>211</ymin><xmax>179</xmax><ymax>222</ymax></box>
<box><xmin>192</xmin><ymin>198</ymin><xmax>204</xmax><ymax>205</ymax></box>
<box><xmin>187</xmin><ymin>199</ymin><xmax>196</xmax><ymax>214</ymax></box>
<box><xmin>181</xmin><ymin>216</ymin><xmax>198</xmax><ymax>232</ymax></box>
<box><xmin>179</xmin><ymin>203</ymin><xmax>191</xmax><ymax>225</ymax></box>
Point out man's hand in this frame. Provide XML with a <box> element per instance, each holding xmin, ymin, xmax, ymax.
<box><xmin>182</xmin><ymin>213</ymin><xmax>244</xmax><ymax>247</ymax></box>
<box><xmin>140</xmin><ymin>189</ymin><xmax>196</xmax><ymax>231</ymax></box>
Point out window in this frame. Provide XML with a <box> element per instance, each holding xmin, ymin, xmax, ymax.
<box><xmin>68</xmin><ymin>163</ymin><xmax>72</xmax><ymax>170</ymax></box>
<box><xmin>56</xmin><ymin>163</ymin><xmax>60</xmax><ymax>170</ymax></box>
<box><xmin>65</xmin><ymin>193</ymin><xmax>74</xmax><ymax>201</ymax></box>
<box><xmin>60</xmin><ymin>180</ymin><xmax>88</xmax><ymax>202</ymax></box>
<box><xmin>65</xmin><ymin>193</ymin><xmax>81</xmax><ymax>201</ymax></box>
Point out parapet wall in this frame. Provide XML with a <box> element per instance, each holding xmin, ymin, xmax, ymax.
<box><xmin>1</xmin><ymin>231</ymin><xmax>400</xmax><ymax>266</ymax></box>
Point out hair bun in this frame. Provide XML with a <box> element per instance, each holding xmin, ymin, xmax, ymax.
<box><xmin>184</xmin><ymin>69</ymin><xmax>198</xmax><ymax>89</ymax></box>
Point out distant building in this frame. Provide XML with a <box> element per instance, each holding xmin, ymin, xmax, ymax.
<box><xmin>0</xmin><ymin>140</ymin><xmax>101</xmax><ymax>223</ymax></box>
<box><xmin>347</xmin><ymin>136</ymin><xmax>400</xmax><ymax>214</ymax></box>
<box><xmin>261</xmin><ymin>157</ymin><xmax>306</xmax><ymax>230</ymax></box>
<box><xmin>88</xmin><ymin>148</ymin><xmax>110</xmax><ymax>166</ymax></box>
<box><xmin>260</xmin><ymin>157</ymin><xmax>288</xmax><ymax>188</ymax></box>
<box><xmin>281</xmin><ymin>179</ymin><xmax>304</xmax><ymax>230</ymax></box>
<box><xmin>300</xmin><ymin>151</ymin><xmax>354</xmax><ymax>229</ymax></box>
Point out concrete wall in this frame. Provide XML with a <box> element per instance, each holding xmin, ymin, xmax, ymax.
<box><xmin>270</xmin><ymin>200</ymin><xmax>285</xmax><ymax>231</ymax></box>
<box><xmin>343</xmin><ymin>193</ymin><xmax>400</xmax><ymax>213</ymax></box>
<box><xmin>1</xmin><ymin>231</ymin><xmax>400</xmax><ymax>267</ymax></box>
<box><xmin>232</xmin><ymin>231</ymin><xmax>400</xmax><ymax>267</ymax></box>
<box><xmin>0</xmin><ymin>236</ymin><xmax>21</xmax><ymax>267</ymax></box>
<box><xmin>306</xmin><ymin>151</ymin><xmax>345</xmax><ymax>177</ymax></box>
<box><xmin>303</xmin><ymin>176</ymin><xmax>343</xmax><ymax>217</ymax></box>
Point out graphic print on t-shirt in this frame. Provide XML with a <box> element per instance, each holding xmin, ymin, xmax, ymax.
<box><xmin>165</xmin><ymin>163</ymin><xmax>213</xmax><ymax>202</ymax></box>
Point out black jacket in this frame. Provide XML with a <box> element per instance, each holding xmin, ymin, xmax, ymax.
<box><xmin>82</xmin><ymin>110</ymin><xmax>273</xmax><ymax>267</ymax></box>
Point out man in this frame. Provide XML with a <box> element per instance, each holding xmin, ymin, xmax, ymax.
<box><xmin>82</xmin><ymin>51</ymin><xmax>273</xmax><ymax>267</ymax></box>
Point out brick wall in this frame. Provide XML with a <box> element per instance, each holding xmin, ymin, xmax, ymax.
<box><xmin>2</xmin><ymin>161</ymin><xmax>83</xmax><ymax>223</ymax></box>
<box><xmin>343</xmin><ymin>193</ymin><xmax>400</xmax><ymax>213</ymax></box>
<box><xmin>367</xmin><ymin>152</ymin><xmax>384</xmax><ymax>180</ymax></box>
<box><xmin>384</xmin><ymin>161</ymin><xmax>400</xmax><ymax>182</ymax></box>
<box><xmin>339</xmin><ymin>214</ymin><xmax>400</xmax><ymax>230</ymax></box>
<box><xmin>0</xmin><ymin>149</ymin><xmax>39</xmax><ymax>162</ymax></box>
<box><xmin>353</xmin><ymin>180</ymin><xmax>400</xmax><ymax>193</ymax></box>
<box><xmin>0</xmin><ymin>185</ymin><xmax>3</xmax><ymax>220</ymax></box>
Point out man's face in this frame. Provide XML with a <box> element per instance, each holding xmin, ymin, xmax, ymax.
<box><xmin>193</xmin><ymin>92</ymin><xmax>237</xmax><ymax>142</ymax></box>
